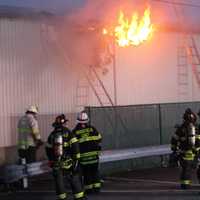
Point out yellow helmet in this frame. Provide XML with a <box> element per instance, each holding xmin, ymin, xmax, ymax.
<box><xmin>27</xmin><ymin>105</ymin><xmax>39</xmax><ymax>114</ymax></box>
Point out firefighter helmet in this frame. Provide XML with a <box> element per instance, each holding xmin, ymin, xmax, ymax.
<box><xmin>183</xmin><ymin>108</ymin><xmax>197</xmax><ymax>123</ymax></box>
<box><xmin>77</xmin><ymin>112</ymin><xmax>89</xmax><ymax>123</ymax></box>
<box><xmin>55</xmin><ymin>114</ymin><xmax>68</xmax><ymax>125</ymax></box>
<box><xmin>27</xmin><ymin>105</ymin><xmax>39</xmax><ymax>114</ymax></box>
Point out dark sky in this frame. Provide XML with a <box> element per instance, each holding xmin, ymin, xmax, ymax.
<box><xmin>0</xmin><ymin>0</ymin><xmax>199</xmax><ymax>25</ymax></box>
<box><xmin>0</xmin><ymin>0</ymin><xmax>86</xmax><ymax>13</ymax></box>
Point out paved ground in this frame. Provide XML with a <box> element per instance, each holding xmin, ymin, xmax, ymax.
<box><xmin>1</xmin><ymin>167</ymin><xmax>200</xmax><ymax>200</ymax></box>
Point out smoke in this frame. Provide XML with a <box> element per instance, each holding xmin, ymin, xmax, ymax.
<box><xmin>50</xmin><ymin>0</ymin><xmax>153</xmax><ymax>69</ymax></box>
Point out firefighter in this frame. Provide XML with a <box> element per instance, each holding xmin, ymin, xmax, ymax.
<box><xmin>170</xmin><ymin>108</ymin><xmax>197</xmax><ymax>189</ymax></box>
<box><xmin>45</xmin><ymin>114</ymin><xmax>85</xmax><ymax>200</ymax></box>
<box><xmin>73</xmin><ymin>111</ymin><xmax>102</xmax><ymax>194</ymax></box>
<box><xmin>195</xmin><ymin>110</ymin><xmax>200</xmax><ymax>183</ymax></box>
<box><xmin>17</xmin><ymin>105</ymin><xmax>43</xmax><ymax>164</ymax></box>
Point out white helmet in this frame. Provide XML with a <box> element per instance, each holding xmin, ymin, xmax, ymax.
<box><xmin>77</xmin><ymin>112</ymin><xmax>89</xmax><ymax>123</ymax></box>
<box><xmin>27</xmin><ymin>105</ymin><xmax>39</xmax><ymax>114</ymax></box>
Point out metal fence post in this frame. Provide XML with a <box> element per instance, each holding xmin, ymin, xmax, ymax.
<box><xmin>21</xmin><ymin>158</ymin><xmax>28</xmax><ymax>189</ymax></box>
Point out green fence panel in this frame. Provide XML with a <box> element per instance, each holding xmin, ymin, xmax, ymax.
<box><xmin>160</xmin><ymin>102</ymin><xmax>200</xmax><ymax>144</ymax></box>
<box><xmin>85</xmin><ymin>101</ymin><xmax>200</xmax><ymax>174</ymax></box>
<box><xmin>87</xmin><ymin>104</ymin><xmax>160</xmax><ymax>150</ymax></box>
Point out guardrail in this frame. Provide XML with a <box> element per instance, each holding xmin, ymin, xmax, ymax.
<box><xmin>0</xmin><ymin>144</ymin><xmax>171</xmax><ymax>185</ymax></box>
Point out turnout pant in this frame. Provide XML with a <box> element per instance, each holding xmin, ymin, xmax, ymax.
<box><xmin>52</xmin><ymin>168</ymin><xmax>85</xmax><ymax>200</ymax></box>
<box><xmin>18</xmin><ymin>146</ymin><xmax>37</xmax><ymax>163</ymax></box>
<box><xmin>179</xmin><ymin>156</ymin><xmax>194</xmax><ymax>189</ymax></box>
<box><xmin>196</xmin><ymin>165</ymin><xmax>200</xmax><ymax>183</ymax></box>
<box><xmin>81</xmin><ymin>162</ymin><xmax>101</xmax><ymax>192</ymax></box>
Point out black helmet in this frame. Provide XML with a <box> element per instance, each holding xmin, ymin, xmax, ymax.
<box><xmin>53</xmin><ymin>114</ymin><xmax>68</xmax><ymax>126</ymax></box>
<box><xmin>183</xmin><ymin>108</ymin><xmax>197</xmax><ymax>123</ymax></box>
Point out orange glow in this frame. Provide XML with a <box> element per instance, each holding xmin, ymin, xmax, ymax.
<box><xmin>102</xmin><ymin>28</ymin><xmax>108</xmax><ymax>35</ymax></box>
<box><xmin>104</xmin><ymin>7</ymin><xmax>154</xmax><ymax>47</ymax></box>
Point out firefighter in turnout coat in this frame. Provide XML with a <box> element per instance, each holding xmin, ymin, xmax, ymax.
<box><xmin>170</xmin><ymin>108</ymin><xmax>197</xmax><ymax>189</ymax></box>
<box><xmin>45</xmin><ymin>114</ymin><xmax>85</xmax><ymax>200</ymax></box>
<box><xmin>195</xmin><ymin>110</ymin><xmax>200</xmax><ymax>183</ymax></box>
<box><xmin>73</xmin><ymin>112</ymin><xmax>102</xmax><ymax>194</ymax></box>
<box><xmin>18</xmin><ymin>105</ymin><xmax>43</xmax><ymax>163</ymax></box>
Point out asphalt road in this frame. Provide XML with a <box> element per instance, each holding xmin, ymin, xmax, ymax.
<box><xmin>1</xmin><ymin>167</ymin><xmax>200</xmax><ymax>200</ymax></box>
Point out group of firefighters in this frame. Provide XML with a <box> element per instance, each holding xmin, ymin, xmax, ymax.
<box><xmin>17</xmin><ymin>105</ymin><xmax>200</xmax><ymax>199</ymax></box>
<box><xmin>17</xmin><ymin>105</ymin><xmax>102</xmax><ymax>200</ymax></box>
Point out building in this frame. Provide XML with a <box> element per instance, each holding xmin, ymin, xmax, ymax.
<box><xmin>0</xmin><ymin>2</ymin><xmax>200</xmax><ymax>164</ymax></box>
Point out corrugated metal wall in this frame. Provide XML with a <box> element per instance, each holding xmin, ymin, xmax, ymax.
<box><xmin>0</xmin><ymin>17</ymin><xmax>79</xmax><ymax>147</ymax></box>
<box><xmin>87</xmin><ymin>32</ymin><xmax>200</xmax><ymax>107</ymax></box>
<box><xmin>1</xmin><ymin>15</ymin><xmax>200</xmax><ymax>150</ymax></box>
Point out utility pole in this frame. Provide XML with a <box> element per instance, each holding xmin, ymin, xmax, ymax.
<box><xmin>113</xmin><ymin>37</ymin><xmax>117</xmax><ymax>106</ymax></box>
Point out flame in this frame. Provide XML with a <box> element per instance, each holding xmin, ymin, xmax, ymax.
<box><xmin>102</xmin><ymin>28</ymin><xmax>108</xmax><ymax>35</ymax></box>
<box><xmin>104</xmin><ymin>7</ymin><xmax>154</xmax><ymax>47</ymax></box>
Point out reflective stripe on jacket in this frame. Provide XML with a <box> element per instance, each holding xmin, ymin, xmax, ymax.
<box><xmin>18</xmin><ymin>113</ymin><xmax>40</xmax><ymax>149</ymax></box>
<box><xmin>73</xmin><ymin>124</ymin><xmax>102</xmax><ymax>165</ymax></box>
<box><xmin>45</xmin><ymin>126</ymin><xmax>80</xmax><ymax>169</ymax></box>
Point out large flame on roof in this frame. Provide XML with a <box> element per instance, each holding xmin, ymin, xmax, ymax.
<box><xmin>103</xmin><ymin>7</ymin><xmax>154</xmax><ymax>47</ymax></box>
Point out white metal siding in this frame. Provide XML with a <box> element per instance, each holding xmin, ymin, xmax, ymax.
<box><xmin>0</xmin><ymin>18</ymin><xmax>78</xmax><ymax>147</ymax></box>
<box><xmin>87</xmin><ymin>32</ymin><xmax>200</xmax><ymax>106</ymax></box>
<box><xmin>0</xmin><ymin>17</ymin><xmax>200</xmax><ymax>147</ymax></box>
